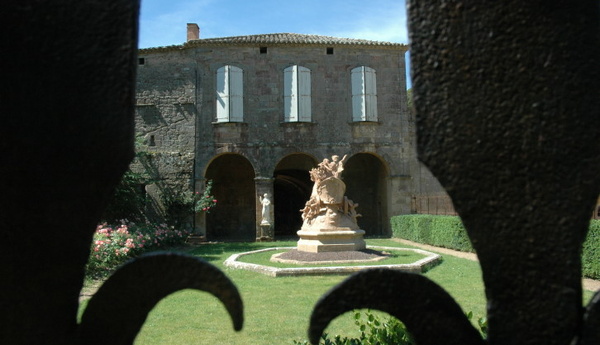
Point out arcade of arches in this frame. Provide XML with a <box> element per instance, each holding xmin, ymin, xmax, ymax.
<box><xmin>201</xmin><ymin>152</ymin><xmax>389</xmax><ymax>241</ymax></box>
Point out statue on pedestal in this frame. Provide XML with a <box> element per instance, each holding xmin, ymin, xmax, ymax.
<box><xmin>297</xmin><ymin>154</ymin><xmax>365</xmax><ymax>253</ymax></box>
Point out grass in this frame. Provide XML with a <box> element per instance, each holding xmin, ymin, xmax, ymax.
<box><xmin>78</xmin><ymin>238</ymin><xmax>595</xmax><ymax>344</ymax></box>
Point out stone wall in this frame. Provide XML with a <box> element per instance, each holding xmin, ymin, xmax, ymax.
<box><xmin>134</xmin><ymin>39</ymin><xmax>437</xmax><ymax>238</ymax></box>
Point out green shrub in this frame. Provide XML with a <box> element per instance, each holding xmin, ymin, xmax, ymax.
<box><xmin>582</xmin><ymin>220</ymin><xmax>600</xmax><ymax>279</ymax></box>
<box><xmin>391</xmin><ymin>214</ymin><xmax>474</xmax><ymax>252</ymax></box>
<box><xmin>293</xmin><ymin>310</ymin><xmax>488</xmax><ymax>344</ymax></box>
<box><xmin>161</xmin><ymin>180</ymin><xmax>217</xmax><ymax>228</ymax></box>
<box><xmin>101</xmin><ymin>169</ymin><xmax>150</xmax><ymax>223</ymax></box>
<box><xmin>392</xmin><ymin>215</ymin><xmax>600</xmax><ymax>280</ymax></box>
<box><xmin>293</xmin><ymin>310</ymin><xmax>414</xmax><ymax>345</ymax></box>
<box><xmin>101</xmin><ymin>136</ymin><xmax>156</xmax><ymax>223</ymax></box>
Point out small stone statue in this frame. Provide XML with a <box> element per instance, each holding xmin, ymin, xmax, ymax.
<box><xmin>260</xmin><ymin>193</ymin><xmax>272</xmax><ymax>225</ymax></box>
<box><xmin>328</xmin><ymin>154</ymin><xmax>347</xmax><ymax>178</ymax></box>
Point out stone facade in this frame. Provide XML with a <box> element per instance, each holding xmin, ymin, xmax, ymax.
<box><xmin>134</xmin><ymin>28</ymin><xmax>436</xmax><ymax>240</ymax></box>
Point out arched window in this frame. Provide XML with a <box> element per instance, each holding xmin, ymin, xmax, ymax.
<box><xmin>284</xmin><ymin>65</ymin><xmax>311</xmax><ymax>122</ymax></box>
<box><xmin>351</xmin><ymin>66</ymin><xmax>378</xmax><ymax>122</ymax></box>
<box><xmin>216</xmin><ymin>65</ymin><xmax>243</xmax><ymax>122</ymax></box>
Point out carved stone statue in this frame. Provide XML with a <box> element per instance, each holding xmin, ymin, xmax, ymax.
<box><xmin>259</xmin><ymin>193</ymin><xmax>272</xmax><ymax>225</ymax></box>
<box><xmin>297</xmin><ymin>155</ymin><xmax>365</xmax><ymax>252</ymax></box>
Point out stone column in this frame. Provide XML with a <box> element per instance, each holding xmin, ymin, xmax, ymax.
<box><xmin>388</xmin><ymin>174</ymin><xmax>413</xmax><ymax>216</ymax></box>
<box><xmin>254</xmin><ymin>176</ymin><xmax>274</xmax><ymax>241</ymax></box>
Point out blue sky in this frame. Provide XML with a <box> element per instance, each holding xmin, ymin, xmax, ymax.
<box><xmin>139</xmin><ymin>0</ymin><xmax>411</xmax><ymax>87</ymax></box>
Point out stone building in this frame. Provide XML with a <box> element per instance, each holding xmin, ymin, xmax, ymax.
<box><xmin>134</xmin><ymin>24</ymin><xmax>443</xmax><ymax>241</ymax></box>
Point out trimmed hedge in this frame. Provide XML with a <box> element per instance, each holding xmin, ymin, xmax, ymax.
<box><xmin>582</xmin><ymin>220</ymin><xmax>600</xmax><ymax>280</ymax></box>
<box><xmin>391</xmin><ymin>215</ymin><xmax>600</xmax><ymax>280</ymax></box>
<box><xmin>391</xmin><ymin>214</ymin><xmax>474</xmax><ymax>253</ymax></box>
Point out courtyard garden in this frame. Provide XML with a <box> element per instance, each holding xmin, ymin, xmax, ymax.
<box><xmin>80</xmin><ymin>238</ymin><xmax>484</xmax><ymax>344</ymax></box>
<box><xmin>79</xmin><ymin>209</ymin><xmax>600</xmax><ymax>344</ymax></box>
<box><xmin>79</xmin><ymin>232</ymin><xmax>598</xmax><ymax>345</ymax></box>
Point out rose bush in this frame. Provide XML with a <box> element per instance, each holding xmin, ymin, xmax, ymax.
<box><xmin>86</xmin><ymin>221</ymin><xmax>191</xmax><ymax>278</ymax></box>
<box><xmin>194</xmin><ymin>179</ymin><xmax>217</xmax><ymax>213</ymax></box>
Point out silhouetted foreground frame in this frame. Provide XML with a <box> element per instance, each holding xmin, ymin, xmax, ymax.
<box><xmin>1</xmin><ymin>1</ymin><xmax>598</xmax><ymax>344</ymax></box>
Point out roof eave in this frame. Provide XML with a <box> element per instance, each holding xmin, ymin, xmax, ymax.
<box><xmin>139</xmin><ymin>40</ymin><xmax>408</xmax><ymax>54</ymax></box>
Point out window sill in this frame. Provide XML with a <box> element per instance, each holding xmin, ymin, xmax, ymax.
<box><xmin>279</xmin><ymin>121</ymin><xmax>316</xmax><ymax>127</ymax></box>
<box><xmin>349</xmin><ymin>121</ymin><xmax>380</xmax><ymax>125</ymax></box>
<box><xmin>211</xmin><ymin>121</ymin><xmax>247</xmax><ymax>127</ymax></box>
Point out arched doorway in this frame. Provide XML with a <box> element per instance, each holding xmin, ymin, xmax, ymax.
<box><xmin>343</xmin><ymin>153</ymin><xmax>389</xmax><ymax>236</ymax></box>
<box><xmin>205</xmin><ymin>154</ymin><xmax>256</xmax><ymax>240</ymax></box>
<box><xmin>273</xmin><ymin>154</ymin><xmax>317</xmax><ymax>238</ymax></box>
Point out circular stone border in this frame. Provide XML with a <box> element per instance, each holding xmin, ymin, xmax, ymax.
<box><xmin>223</xmin><ymin>246</ymin><xmax>442</xmax><ymax>277</ymax></box>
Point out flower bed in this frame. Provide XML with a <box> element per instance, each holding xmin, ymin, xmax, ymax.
<box><xmin>86</xmin><ymin>221</ymin><xmax>191</xmax><ymax>278</ymax></box>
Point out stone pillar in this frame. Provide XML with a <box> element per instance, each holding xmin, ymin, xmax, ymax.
<box><xmin>254</xmin><ymin>177</ymin><xmax>274</xmax><ymax>241</ymax></box>
<box><xmin>388</xmin><ymin>174</ymin><xmax>413</xmax><ymax>216</ymax></box>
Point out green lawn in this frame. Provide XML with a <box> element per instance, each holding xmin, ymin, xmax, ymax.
<box><xmin>78</xmin><ymin>239</ymin><xmax>594</xmax><ymax>344</ymax></box>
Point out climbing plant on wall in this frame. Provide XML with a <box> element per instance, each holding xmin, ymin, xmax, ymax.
<box><xmin>101</xmin><ymin>137</ymin><xmax>155</xmax><ymax>223</ymax></box>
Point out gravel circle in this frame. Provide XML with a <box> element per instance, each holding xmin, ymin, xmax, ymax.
<box><xmin>274</xmin><ymin>249</ymin><xmax>389</xmax><ymax>262</ymax></box>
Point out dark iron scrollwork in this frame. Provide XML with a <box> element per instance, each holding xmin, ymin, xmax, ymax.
<box><xmin>2</xmin><ymin>0</ymin><xmax>599</xmax><ymax>344</ymax></box>
<box><xmin>580</xmin><ymin>291</ymin><xmax>600</xmax><ymax>345</ymax></box>
<box><xmin>404</xmin><ymin>1</ymin><xmax>600</xmax><ymax>344</ymax></box>
<box><xmin>309</xmin><ymin>269</ymin><xmax>484</xmax><ymax>345</ymax></box>
<box><xmin>79</xmin><ymin>253</ymin><xmax>243</xmax><ymax>345</ymax></box>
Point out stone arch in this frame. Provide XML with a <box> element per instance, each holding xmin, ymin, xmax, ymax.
<box><xmin>205</xmin><ymin>153</ymin><xmax>256</xmax><ymax>240</ymax></box>
<box><xmin>273</xmin><ymin>153</ymin><xmax>318</xmax><ymax>237</ymax></box>
<box><xmin>343</xmin><ymin>153</ymin><xmax>390</xmax><ymax>236</ymax></box>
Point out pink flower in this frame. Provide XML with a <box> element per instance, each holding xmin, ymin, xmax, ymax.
<box><xmin>213</xmin><ymin>199</ymin><xmax>218</xmax><ymax>203</ymax></box>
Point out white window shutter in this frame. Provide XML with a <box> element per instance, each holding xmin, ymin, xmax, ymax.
<box><xmin>229</xmin><ymin>66</ymin><xmax>244</xmax><ymax>122</ymax></box>
<box><xmin>351</xmin><ymin>66</ymin><xmax>366</xmax><ymax>121</ymax></box>
<box><xmin>364</xmin><ymin>67</ymin><xmax>378</xmax><ymax>121</ymax></box>
<box><xmin>298</xmin><ymin>66</ymin><xmax>311</xmax><ymax>122</ymax></box>
<box><xmin>216</xmin><ymin>66</ymin><xmax>229</xmax><ymax>122</ymax></box>
<box><xmin>284</xmin><ymin>66</ymin><xmax>298</xmax><ymax>122</ymax></box>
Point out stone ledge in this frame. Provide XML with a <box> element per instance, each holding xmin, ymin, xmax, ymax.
<box><xmin>223</xmin><ymin>246</ymin><xmax>441</xmax><ymax>277</ymax></box>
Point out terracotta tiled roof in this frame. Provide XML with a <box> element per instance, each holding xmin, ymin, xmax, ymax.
<box><xmin>140</xmin><ymin>33</ymin><xmax>407</xmax><ymax>53</ymax></box>
<box><xmin>190</xmin><ymin>33</ymin><xmax>403</xmax><ymax>46</ymax></box>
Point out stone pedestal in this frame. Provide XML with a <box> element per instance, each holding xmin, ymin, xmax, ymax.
<box><xmin>297</xmin><ymin>228</ymin><xmax>366</xmax><ymax>252</ymax></box>
<box><xmin>256</xmin><ymin>223</ymin><xmax>273</xmax><ymax>242</ymax></box>
<box><xmin>297</xmin><ymin>203</ymin><xmax>366</xmax><ymax>252</ymax></box>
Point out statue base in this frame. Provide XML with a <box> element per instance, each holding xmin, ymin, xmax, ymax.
<box><xmin>296</xmin><ymin>228</ymin><xmax>366</xmax><ymax>253</ymax></box>
<box><xmin>257</xmin><ymin>223</ymin><xmax>273</xmax><ymax>241</ymax></box>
